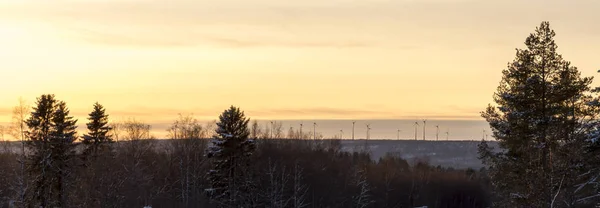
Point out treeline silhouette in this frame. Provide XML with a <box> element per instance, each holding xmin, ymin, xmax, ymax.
<box><xmin>0</xmin><ymin>98</ymin><xmax>490</xmax><ymax>208</ymax></box>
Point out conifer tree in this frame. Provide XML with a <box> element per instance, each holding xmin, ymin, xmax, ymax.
<box><xmin>479</xmin><ymin>22</ymin><xmax>596</xmax><ymax>207</ymax></box>
<box><xmin>205</xmin><ymin>106</ymin><xmax>255</xmax><ymax>207</ymax></box>
<box><xmin>50</xmin><ymin>101</ymin><xmax>78</xmax><ymax>207</ymax></box>
<box><xmin>82</xmin><ymin>102</ymin><xmax>113</xmax><ymax>158</ymax></box>
<box><xmin>25</xmin><ymin>94</ymin><xmax>56</xmax><ymax>207</ymax></box>
<box><xmin>25</xmin><ymin>94</ymin><xmax>78</xmax><ymax>207</ymax></box>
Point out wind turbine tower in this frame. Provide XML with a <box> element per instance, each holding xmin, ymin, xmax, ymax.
<box><xmin>436</xmin><ymin>125</ymin><xmax>439</xmax><ymax>141</ymax></box>
<box><xmin>270</xmin><ymin>121</ymin><xmax>274</xmax><ymax>139</ymax></box>
<box><xmin>483</xmin><ymin>129</ymin><xmax>488</xmax><ymax>140</ymax></box>
<box><xmin>397</xmin><ymin>129</ymin><xmax>401</xmax><ymax>140</ymax></box>
<box><xmin>414</xmin><ymin>122</ymin><xmax>419</xmax><ymax>140</ymax></box>
<box><xmin>483</xmin><ymin>129</ymin><xmax>486</xmax><ymax>140</ymax></box>
<box><xmin>300</xmin><ymin>123</ymin><xmax>303</xmax><ymax>139</ymax></box>
<box><xmin>422</xmin><ymin>119</ymin><xmax>427</xmax><ymax>141</ymax></box>
<box><xmin>446</xmin><ymin>128</ymin><xmax>450</xmax><ymax>141</ymax></box>
<box><xmin>313</xmin><ymin>122</ymin><xmax>317</xmax><ymax>140</ymax></box>
<box><xmin>340</xmin><ymin>129</ymin><xmax>344</xmax><ymax>139</ymax></box>
<box><xmin>352</xmin><ymin>121</ymin><xmax>356</xmax><ymax>140</ymax></box>
<box><xmin>366</xmin><ymin>124</ymin><xmax>371</xmax><ymax>140</ymax></box>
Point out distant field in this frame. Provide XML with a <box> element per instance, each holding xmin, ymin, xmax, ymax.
<box><xmin>340</xmin><ymin>140</ymin><xmax>499</xmax><ymax>169</ymax></box>
<box><xmin>0</xmin><ymin>139</ymin><xmax>498</xmax><ymax>169</ymax></box>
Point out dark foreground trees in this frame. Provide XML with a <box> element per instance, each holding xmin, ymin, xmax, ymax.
<box><xmin>0</xmin><ymin>104</ymin><xmax>491</xmax><ymax>207</ymax></box>
<box><xmin>81</xmin><ymin>102</ymin><xmax>113</xmax><ymax>158</ymax></box>
<box><xmin>479</xmin><ymin>21</ymin><xmax>600</xmax><ymax>207</ymax></box>
<box><xmin>205</xmin><ymin>106</ymin><xmax>256</xmax><ymax>207</ymax></box>
<box><xmin>25</xmin><ymin>94</ymin><xmax>78</xmax><ymax>207</ymax></box>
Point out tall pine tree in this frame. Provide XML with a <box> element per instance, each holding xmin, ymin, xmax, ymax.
<box><xmin>82</xmin><ymin>102</ymin><xmax>113</xmax><ymax>158</ymax></box>
<box><xmin>479</xmin><ymin>22</ymin><xmax>596</xmax><ymax>207</ymax></box>
<box><xmin>206</xmin><ymin>106</ymin><xmax>255</xmax><ymax>207</ymax></box>
<box><xmin>50</xmin><ymin>101</ymin><xmax>78</xmax><ymax>207</ymax></box>
<box><xmin>25</xmin><ymin>95</ymin><xmax>78</xmax><ymax>207</ymax></box>
<box><xmin>25</xmin><ymin>94</ymin><xmax>56</xmax><ymax>207</ymax></box>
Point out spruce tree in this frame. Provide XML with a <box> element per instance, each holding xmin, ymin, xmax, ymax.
<box><xmin>479</xmin><ymin>21</ymin><xmax>596</xmax><ymax>207</ymax></box>
<box><xmin>25</xmin><ymin>94</ymin><xmax>78</xmax><ymax>207</ymax></box>
<box><xmin>205</xmin><ymin>106</ymin><xmax>255</xmax><ymax>207</ymax></box>
<box><xmin>25</xmin><ymin>94</ymin><xmax>56</xmax><ymax>207</ymax></box>
<box><xmin>82</xmin><ymin>102</ymin><xmax>113</xmax><ymax>158</ymax></box>
<box><xmin>50</xmin><ymin>101</ymin><xmax>78</xmax><ymax>207</ymax></box>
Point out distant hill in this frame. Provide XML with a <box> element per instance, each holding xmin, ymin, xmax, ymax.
<box><xmin>340</xmin><ymin>140</ymin><xmax>499</xmax><ymax>169</ymax></box>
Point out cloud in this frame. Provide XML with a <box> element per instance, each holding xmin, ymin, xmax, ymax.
<box><xmin>247</xmin><ymin>107</ymin><xmax>481</xmax><ymax>120</ymax></box>
<box><xmin>100</xmin><ymin>106</ymin><xmax>219</xmax><ymax>119</ymax></box>
<box><xmin>70</xmin><ymin>28</ymin><xmax>193</xmax><ymax>48</ymax></box>
<box><xmin>254</xmin><ymin>107</ymin><xmax>388</xmax><ymax>116</ymax></box>
<box><xmin>65</xmin><ymin>27</ymin><xmax>377</xmax><ymax>49</ymax></box>
<box><xmin>12</xmin><ymin>0</ymin><xmax>434</xmax><ymax>49</ymax></box>
<box><xmin>0</xmin><ymin>107</ymin><xmax>12</xmax><ymax>116</ymax></box>
<box><xmin>201</xmin><ymin>36</ymin><xmax>374</xmax><ymax>48</ymax></box>
<box><xmin>445</xmin><ymin>105</ymin><xmax>483</xmax><ymax>114</ymax></box>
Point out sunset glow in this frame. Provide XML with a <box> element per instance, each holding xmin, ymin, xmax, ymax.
<box><xmin>1</xmin><ymin>0</ymin><xmax>599</xmax><ymax>128</ymax></box>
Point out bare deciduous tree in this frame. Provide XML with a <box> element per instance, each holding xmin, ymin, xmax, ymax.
<box><xmin>290</xmin><ymin>162</ymin><xmax>309</xmax><ymax>208</ymax></box>
<box><xmin>251</xmin><ymin>120</ymin><xmax>262</xmax><ymax>139</ymax></box>
<box><xmin>272</xmin><ymin>121</ymin><xmax>284</xmax><ymax>139</ymax></box>
<box><xmin>9</xmin><ymin>97</ymin><xmax>29</xmax><ymax>206</ymax></box>
<box><xmin>265</xmin><ymin>159</ymin><xmax>289</xmax><ymax>208</ymax></box>
<box><xmin>167</xmin><ymin>114</ymin><xmax>209</xmax><ymax>207</ymax></box>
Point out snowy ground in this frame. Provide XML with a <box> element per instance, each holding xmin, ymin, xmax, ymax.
<box><xmin>340</xmin><ymin>140</ymin><xmax>498</xmax><ymax>169</ymax></box>
<box><xmin>0</xmin><ymin>139</ymin><xmax>497</xmax><ymax>169</ymax></box>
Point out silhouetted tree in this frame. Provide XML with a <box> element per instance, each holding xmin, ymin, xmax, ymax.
<box><xmin>8</xmin><ymin>97</ymin><xmax>30</xmax><ymax>206</ymax></box>
<box><xmin>50</xmin><ymin>101</ymin><xmax>78</xmax><ymax>207</ymax></box>
<box><xmin>167</xmin><ymin>114</ymin><xmax>209</xmax><ymax>207</ymax></box>
<box><xmin>251</xmin><ymin>120</ymin><xmax>262</xmax><ymax>139</ymax></box>
<box><xmin>81</xmin><ymin>102</ymin><xmax>113</xmax><ymax>158</ymax></box>
<box><xmin>479</xmin><ymin>21</ymin><xmax>596</xmax><ymax>207</ymax></box>
<box><xmin>205</xmin><ymin>106</ymin><xmax>256</xmax><ymax>207</ymax></box>
<box><xmin>25</xmin><ymin>95</ymin><xmax>78</xmax><ymax>207</ymax></box>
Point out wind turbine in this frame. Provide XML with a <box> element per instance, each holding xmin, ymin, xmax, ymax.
<box><xmin>300</xmin><ymin>122</ymin><xmax>303</xmax><ymax>139</ymax></box>
<box><xmin>313</xmin><ymin>122</ymin><xmax>317</xmax><ymax>140</ymax></box>
<box><xmin>352</xmin><ymin>121</ymin><xmax>356</xmax><ymax>140</ymax></box>
<box><xmin>414</xmin><ymin>122</ymin><xmax>419</xmax><ymax>140</ymax></box>
<box><xmin>482</xmin><ymin>129</ymin><xmax>486</xmax><ymax>140</ymax></box>
<box><xmin>446</xmin><ymin>128</ymin><xmax>450</xmax><ymax>141</ymax></box>
<box><xmin>436</xmin><ymin>125</ymin><xmax>439</xmax><ymax>141</ymax></box>
<box><xmin>483</xmin><ymin>129</ymin><xmax>488</xmax><ymax>140</ymax></box>
<box><xmin>397</xmin><ymin>129</ymin><xmax>402</xmax><ymax>140</ymax></box>
<box><xmin>422</xmin><ymin>119</ymin><xmax>427</xmax><ymax>141</ymax></box>
<box><xmin>340</xmin><ymin>129</ymin><xmax>344</xmax><ymax>139</ymax></box>
<box><xmin>270</xmin><ymin>121</ymin><xmax>274</xmax><ymax>139</ymax></box>
<box><xmin>366</xmin><ymin>124</ymin><xmax>371</xmax><ymax>140</ymax></box>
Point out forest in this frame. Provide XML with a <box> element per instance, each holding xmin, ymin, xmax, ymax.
<box><xmin>0</xmin><ymin>101</ymin><xmax>490</xmax><ymax>207</ymax></box>
<box><xmin>1</xmin><ymin>21</ymin><xmax>600</xmax><ymax>208</ymax></box>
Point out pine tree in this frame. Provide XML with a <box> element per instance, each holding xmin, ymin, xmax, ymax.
<box><xmin>25</xmin><ymin>94</ymin><xmax>78</xmax><ymax>207</ymax></box>
<box><xmin>479</xmin><ymin>22</ymin><xmax>596</xmax><ymax>207</ymax></box>
<box><xmin>578</xmin><ymin>72</ymin><xmax>600</xmax><ymax>207</ymax></box>
<box><xmin>205</xmin><ymin>106</ymin><xmax>255</xmax><ymax>207</ymax></box>
<box><xmin>81</xmin><ymin>102</ymin><xmax>113</xmax><ymax>158</ymax></box>
<box><xmin>50</xmin><ymin>101</ymin><xmax>78</xmax><ymax>207</ymax></box>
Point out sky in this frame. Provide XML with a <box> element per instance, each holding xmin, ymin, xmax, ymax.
<box><xmin>1</xmin><ymin>0</ymin><xmax>599</xmax><ymax>138</ymax></box>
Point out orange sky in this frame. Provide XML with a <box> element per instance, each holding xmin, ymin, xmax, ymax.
<box><xmin>1</xmin><ymin>0</ymin><xmax>599</xmax><ymax>126</ymax></box>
